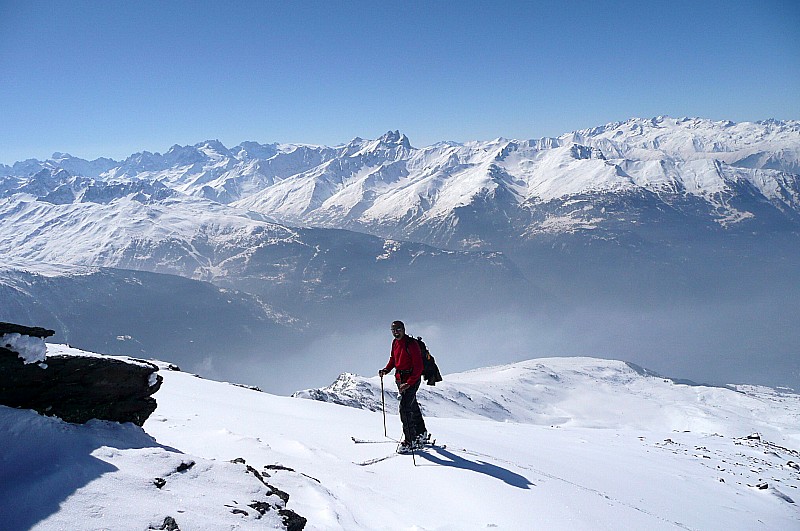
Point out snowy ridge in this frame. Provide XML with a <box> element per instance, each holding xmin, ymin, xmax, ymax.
<box><xmin>3</xmin><ymin>346</ymin><xmax>798</xmax><ymax>530</ymax></box>
<box><xmin>568</xmin><ymin>117</ymin><xmax>800</xmax><ymax>166</ymax></box>
<box><xmin>0</xmin><ymin>192</ymin><xmax>300</xmax><ymax>277</ymax></box>
<box><xmin>0</xmin><ymin>177</ymin><xmax>520</xmax><ymax>290</ymax></box>
<box><xmin>295</xmin><ymin>357</ymin><xmax>800</xmax><ymax>440</ymax></box>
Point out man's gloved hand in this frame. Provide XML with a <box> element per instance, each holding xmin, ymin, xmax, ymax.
<box><xmin>378</xmin><ymin>369</ymin><xmax>388</xmax><ymax>377</ymax></box>
<box><xmin>398</xmin><ymin>382</ymin><xmax>410</xmax><ymax>393</ymax></box>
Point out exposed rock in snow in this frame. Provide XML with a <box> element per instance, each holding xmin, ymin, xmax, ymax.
<box><xmin>0</xmin><ymin>405</ymin><xmax>307</xmax><ymax>531</ymax></box>
<box><xmin>0</xmin><ymin>324</ymin><xmax>162</xmax><ymax>425</ymax></box>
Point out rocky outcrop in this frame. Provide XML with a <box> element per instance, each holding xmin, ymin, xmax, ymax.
<box><xmin>0</xmin><ymin>321</ymin><xmax>161</xmax><ymax>425</ymax></box>
<box><xmin>0</xmin><ymin>322</ymin><xmax>56</xmax><ymax>338</ymax></box>
<box><xmin>235</xmin><ymin>458</ymin><xmax>307</xmax><ymax>530</ymax></box>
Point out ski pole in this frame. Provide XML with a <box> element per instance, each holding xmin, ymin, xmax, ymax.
<box><xmin>381</xmin><ymin>374</ymin><xmax>387</xmax><ymax>437</ymax></box>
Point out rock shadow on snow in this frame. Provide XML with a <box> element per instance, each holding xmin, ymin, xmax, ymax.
<box><xmin>0</xmin><ymin>406</ymin><xmax>180</xmax><ymax>531</ymax></box>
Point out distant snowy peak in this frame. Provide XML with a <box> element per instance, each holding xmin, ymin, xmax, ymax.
<box><xmin>567</xmin><ymin>116</ymin><xmax>800</xmax><ymax>164</ymax></box>
<box><xmin>0</xmin><ymin>153</ymin><xmax>118</xmax><ymax>180</ymax></box>
<box><xmin>0</xmin><ymin>168</ymin><xmax>177</xmax><ymax>205</ymax></box>
<box><xmin>233</xmin><ymin>141</ymin><xmax>280</xmax><ymax>161</ymax></box>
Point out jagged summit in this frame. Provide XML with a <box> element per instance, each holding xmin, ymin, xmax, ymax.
<box><xmin>340</xmin><ymin>130</ymin><xmax>413</xmax><ymax>159</ymax></box>
<box><xmin>378</xmin><ymin>129</ymin><xmax>412</xmax><ymax>149</ymax></box>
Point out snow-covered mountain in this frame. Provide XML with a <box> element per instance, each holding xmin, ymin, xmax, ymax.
<box><xmin>4</xmin><ymin>117</ymin><xmax>798</xmax><ymax>260</ymax></box>
<box><xmin>4</xmin><ymin>118</ymin><xmax>798</xmax><ymax>251</ymax></box>
<box><xmin>3</xmin><ymin>119</ymin><xmax>798</xmax><ymax>307</ymax></box>
<box><xmin>232</xmin><ymin>119</ymin><xmax>800</xmax><ymax>250</ymax></box>
<box><xmin>3</xmin><ymin>345</ymin><xmax>799</xmax><ymax>530</ymax></box>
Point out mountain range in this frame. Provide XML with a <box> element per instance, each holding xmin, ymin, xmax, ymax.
<box><xmin>4</xmin><ymin>117</ymin><xmax>798</xmax><ymax>246</ymax></box>
<box><xmin>1</xmin><ymin>116</ymin><xmax>798</xmax><ymax>393</ymax></box>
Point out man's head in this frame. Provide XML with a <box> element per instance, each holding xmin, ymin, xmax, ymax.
<box><xmin>391</xmin><ymin>320</ymin><xmax>405</xmax><ymax>339</ymax></box>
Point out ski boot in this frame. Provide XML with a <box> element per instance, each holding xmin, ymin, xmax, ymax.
<box><xmin>396</xmin><ymin>441</ymin><xmax>414</xmax><ymax>454</ymax></box>
<box><xmin>414</xmin><ymin>431</ymin><xmax>432</xmax><ymax>447</ymax></box>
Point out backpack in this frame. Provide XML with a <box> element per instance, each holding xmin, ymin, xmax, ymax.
<box><xmin>408</xmin><ymin>335</ymin><xmax>443</xmax><ymax>386</ymax></box>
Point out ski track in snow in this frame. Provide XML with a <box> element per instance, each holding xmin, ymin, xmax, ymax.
<box><xmin>449</xmin><ymin>445</ymin><xmax>697</xmax><ymax>530</ymax></box>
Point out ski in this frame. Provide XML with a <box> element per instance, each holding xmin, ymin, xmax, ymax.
<box><xmin>417</xmin><ymin>441</ymin><xmax>446</xmax><ymax>451</ymax></box>
<box><xmin>354</xmin><ymin>452</ymin><xmax>402</xmax><ymax>466</ymax></box>
<box><xmin>351</xmin><ymin>436</ymin><xmax>443</xmax><ymax>449</ymax></box>
<box><xmin>351</xmin><ymin>437</ymin><xmax>397</xmax><ymax>444</ymax></box>
<box><xmin>354</xmin><ymin>441</ymin><xmax>448</xmax><ymax>466</ymax></box>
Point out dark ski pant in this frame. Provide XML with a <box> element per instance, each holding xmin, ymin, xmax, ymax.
<box><xmin>398</xmin><ymin>379</ymin><xmax>426</xmax><ymax>443</ymax></box>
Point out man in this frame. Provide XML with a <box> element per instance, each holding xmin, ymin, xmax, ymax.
<box><xmin>379</xmin><ymin>320</ymin><xmax>429</xmax><ymax>453</ymax></box>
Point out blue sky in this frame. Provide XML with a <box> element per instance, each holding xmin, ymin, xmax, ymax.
<box><xmin>1</xmin><ymin>0</ymin><xmax>798</xmax><ymax>164</ymax></box>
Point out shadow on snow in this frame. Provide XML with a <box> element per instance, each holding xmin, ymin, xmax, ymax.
<box><xmin>0</xmin><ymin>407</ymin><xmax>181</xmax><ymax>530</ymax></box>
<box><xmin>416</xmin><ymin>446</ymin><xmax>534</xmax><ymax>489</ymax></box>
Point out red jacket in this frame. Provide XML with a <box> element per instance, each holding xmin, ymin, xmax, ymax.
<box><xmin>384</xmin><ymin>335</ymin><xmax>423</xmax><ymax>386</ymax></box>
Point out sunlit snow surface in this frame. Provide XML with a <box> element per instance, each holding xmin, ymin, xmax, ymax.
<box><xmin>1</xmin><ymin>347</ymin><xmax>798</xmax><ymax>530</ymax></box>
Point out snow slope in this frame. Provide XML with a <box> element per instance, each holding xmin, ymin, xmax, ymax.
<box><xmin>3</xmin><ymin>346</ymin><xmax>798</xmax><ymax>530</ymax></box>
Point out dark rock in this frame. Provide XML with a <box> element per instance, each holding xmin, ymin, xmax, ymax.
<box><xmin>0</xmin><ymin>323</ymin><xmax>161</xmax><ymax>425</ymax></box>
<box><xmin>176</xmin><ymin>461</ymin><xmax>195</xmax><ymax>473</ymax></box>
<box><xmin>301</xmin><ymin>473</ymin><xmax>321</xmax><ymax>484</ymax></box>
<box><xmin>269</xmin><ymin>485</ymin><xmax>291</xmax><ymax>505</ymax></box>
<box><xmin>0</xmin><ymin>321</ymin><xmax>55</xmax><ymax>339</ymax></box>
<box><xmin>154</xmin><ymin>478</ymin><xmax>167</xmax><ymax>489</ymax></box>
<box><xmin>265</xmin><ymin>464</ymin><xmax>295</xmax><ymax>472</ymax></box>
<box><xmin>244</xmin><ymin>464</ymin><xmax>290</xmax><ymax>504</ymax></box>
<box><xmin>245</xmin><ymin>465</ymin><xmax>271</xmax><ymax>488</ymax></box>
<box><xmin>232</xmin><ymin>383</ymin><xmax>263</xmax><ymax>392</ymax></box>
<box><xmin>149</xmin><ymin>516</ymin><xmax>180</xmax><ymax>530</ymax></box>
<box><xmin>248</xmin><ymin>501</ymin><xmax>273</xmax><ymax>515</ymax></box>
<box><xmin>279</xmin><ymin>509</ymin><xmax>307</xmax><ymax>531</ymax></box>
